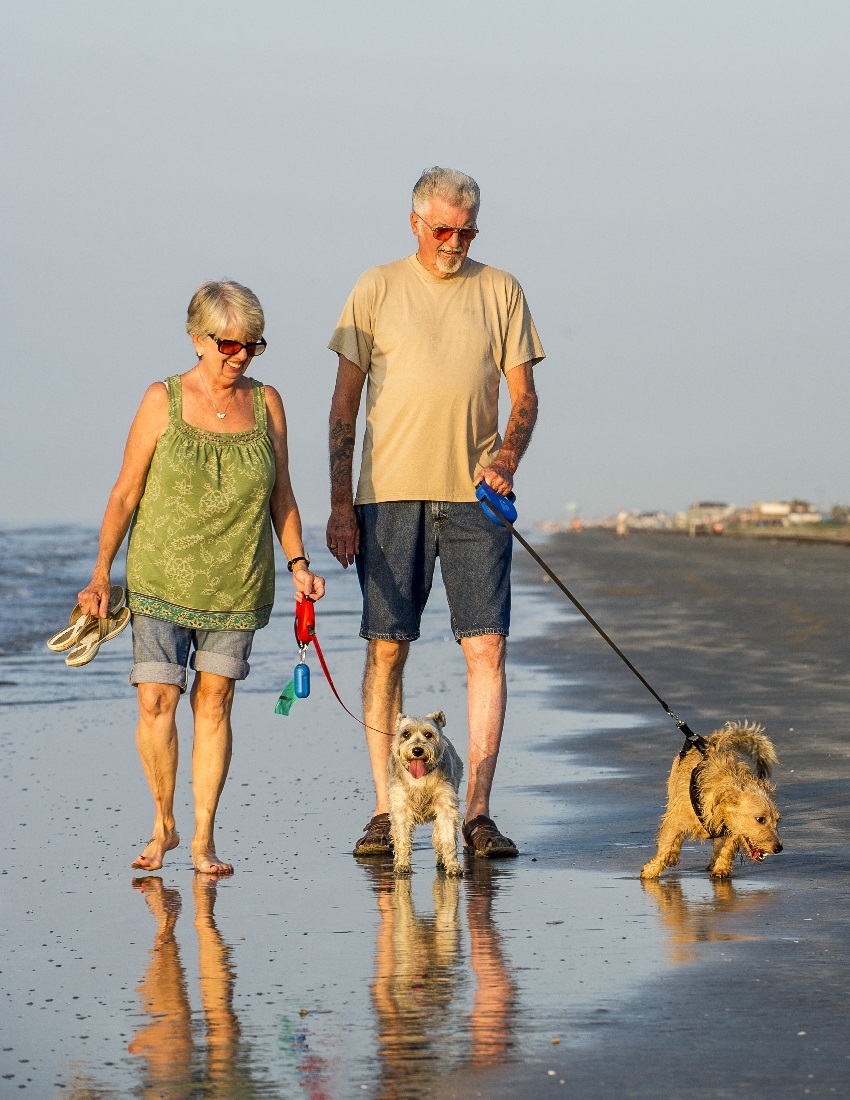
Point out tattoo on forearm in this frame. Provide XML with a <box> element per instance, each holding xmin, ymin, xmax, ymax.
<box><xmin>329</xmin><ymin>418</ymin><xmax>355</xmax><ymax>492</ymax></box>
<box><xmin>496</xmin><ymin>395</ymin><xmax>539</xmax><ymax>474</ymax></box>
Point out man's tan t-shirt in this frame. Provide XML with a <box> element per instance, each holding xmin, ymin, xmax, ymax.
<box><xmin>328</xmin><ymin>255</ymin><xmax>545</xmax><ymax>504</ymax></box>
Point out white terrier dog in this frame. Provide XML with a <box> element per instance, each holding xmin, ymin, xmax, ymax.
<box><xmin>387</xmin><ymin>711</ymin><xmax>464</xmax><ymax>877</ymax></box>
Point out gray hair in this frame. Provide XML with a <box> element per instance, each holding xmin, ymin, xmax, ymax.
<box><xmin>186</xmin><ymin>280</ymin><xmax>265</xmax><ymax>341</ymax></box>
<box><xmin>412</xmin><ymin>166</ymin><xmax>480</xmax><ymax>215</ymax></box>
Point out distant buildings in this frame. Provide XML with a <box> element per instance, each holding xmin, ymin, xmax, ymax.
<box><xmin>688</xmin><ymin>500</ymin><xmax>824</xmax><ymax>533</ymax></box>
<box><xmin>741</xmin><ymin>500</ymin><xmax>823</xmax><ymax>526</ymax></box>
<box><xmin>540</xmin><ymin>498</ymin><xmax>842</xmax><ymax>535</ymax></box>
<box><xmin>686</xmin><ymin>501</ymin><xmax>736</xmax><ymax>536</ymax></box>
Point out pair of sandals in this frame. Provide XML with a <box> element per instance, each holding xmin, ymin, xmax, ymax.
<box><xmin>354</xmin><ymin>812</ymin><xmax>518</xmax><ymax>859</ymax></box>
<box><xmin>46</xmin><ymin>585</ymin><xmax>130</xmax><ymax>667</ymax></box>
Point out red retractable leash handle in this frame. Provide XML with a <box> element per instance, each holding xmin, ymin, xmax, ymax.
<box><xmin>294</xmin><ymin>597</ymin><xmax>393</xmax><ymax>738</ymax></box>
<box><xmin>294</xmin><ymin>594</ymin><xmax>316</xmax><ymax>647</ymax></box>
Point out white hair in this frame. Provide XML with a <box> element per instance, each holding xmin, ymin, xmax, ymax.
<box><xmin>412</xmin><ymin>166</ymin><xmax>480</xmax><ymax>215</ymax></box>
<box><xmin>186</xmin><ymin>280</ymin><xmax>265</xmax><ymax>341</ymax></box>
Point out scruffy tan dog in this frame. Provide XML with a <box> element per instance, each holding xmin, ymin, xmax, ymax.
<box><xmin>388</xmin><ymin>711</ymin><xmax>464</xmax><ymax>877</ymax></box>
<box><xmin>641</xmin><ymin>721</ymin><xmax>782</xmax><ymax>880</ymax></box>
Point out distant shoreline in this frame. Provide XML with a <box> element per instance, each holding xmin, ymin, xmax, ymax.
<box><xmin>710</xmin><ymin>524</ymin><xmax>850</xmax><ymax>545</ymax></box>
<box><xmin>547</xmin><ymin>523</ymin><xmax>850</xmax><ymax>546</ymax></box>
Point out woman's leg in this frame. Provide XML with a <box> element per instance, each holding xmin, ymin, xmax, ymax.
<box><xmin>189</xmin><ymin>671</ymin><xmax>236</xmax><ymax>875</ymax></box>
<box><xmin>132</xmin><ymin>682</ymin><xmax>182</xmax><ymax>870</ymax></box>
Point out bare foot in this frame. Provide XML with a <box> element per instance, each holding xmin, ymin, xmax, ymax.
<box><xmin>192</xmin><ymin>842</ymin><xmax>233</xmax><ymax>876</ymax></box>
<box><xmin>132</xmin><ymin>830</ymin><xmax>180</xmax><ymax>871</ymax></box>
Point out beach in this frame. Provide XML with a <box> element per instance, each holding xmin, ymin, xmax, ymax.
<box><xmin>1</xmin><ymin>527</ymin><xmax>848</xmax><ymax>1098</ymax></box>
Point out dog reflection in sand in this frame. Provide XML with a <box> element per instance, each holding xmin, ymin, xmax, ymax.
<box><xmin>388</xmin><ymin>711</ymin><xmax>463</xmax><ymax>876</ymax></box>
<box><xmin>641</xmin><ymin>721</ymin><xmax>782</xmax><ymax>880</ymax></box>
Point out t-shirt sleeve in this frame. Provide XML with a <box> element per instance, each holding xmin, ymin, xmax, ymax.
<box><xmin>327</xmin><ymin>273</ymin><xmax>376</xmax><ymax>374</ymax></box>
<box><xmin>503</xmin><ymin>278</ymin><xmax>546</xmax><ymax>373</ymax></box>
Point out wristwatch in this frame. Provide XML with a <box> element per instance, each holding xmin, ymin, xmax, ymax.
<box><xmin>287</xmin><ymin>554</ymin><xmax>311</xmax><ymax>572</ymax></box>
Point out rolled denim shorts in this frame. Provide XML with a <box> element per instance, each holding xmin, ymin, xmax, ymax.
<box><xmin>129</xmin><ymin>613</ymin><xmax>254</xmax><ymax>692</ymax></box>
<box><xmin>354</xmin><ymin>501</ymin><xmax>512</xmax><ymax>642</ymax></box>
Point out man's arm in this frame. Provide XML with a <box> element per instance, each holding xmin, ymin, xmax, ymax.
<box><xmin>326</xmin><ymin>353</ymin><xmax>367</xmax><ymax>567</ymax></box>
<box><xmin>476</xmin><ymin>362</ymin><xmax>539</xmax><ymax>495</ymax></box>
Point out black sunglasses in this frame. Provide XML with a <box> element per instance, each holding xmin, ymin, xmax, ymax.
<box><xmin>208</xmin><ymin>334</ymin><xmax>267</xmax><ymax>357</ymax></box>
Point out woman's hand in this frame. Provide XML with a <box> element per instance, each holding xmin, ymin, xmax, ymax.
<box><xmin>292</xmin><ymin>567</ymin><xmax>325</xmax><ymax>601</ymax></box>
<box><xmin>77</xmin><ymin>575</ymin><xmax>114</xmax><ymax>618</ymax></box>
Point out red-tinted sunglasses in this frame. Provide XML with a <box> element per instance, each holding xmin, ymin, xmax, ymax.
<box><xmin>208</xmin><ymin>334</ymin><xmax>267</xmax><ymax>357</ymax></box>
<box><xmin>416</xmin><ymin>214</ymin><xmax>478</xmax><ymax>243</ymax></box>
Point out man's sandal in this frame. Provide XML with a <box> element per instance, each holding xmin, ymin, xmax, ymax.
<box><xmin>353</xmin><ymin>813</ymin><xmax>394</xmax><ymax>857</ymax></box>
<box><xmin>462</xmin><ymin>815</ymin><xmax>519</xmax><ymax>859</ymax></box>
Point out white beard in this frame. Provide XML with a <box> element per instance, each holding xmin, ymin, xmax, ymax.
<box><xmin>435</xmin><ymin>250</ymin><xmax>464</xmax><ymax>275</ymax></box>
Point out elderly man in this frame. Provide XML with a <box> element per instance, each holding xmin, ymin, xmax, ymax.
<box><xmin>326</xmin><ymin>166</ymin><xmax>545</xmax><ymax>859</ymax></box>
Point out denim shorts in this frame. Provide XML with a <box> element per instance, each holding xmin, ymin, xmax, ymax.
<box><xmin>129</xmin><ymin>613</ymin><xmax>255</xmax><ymax>692</ymax></box>
<box><xmin>355</xmin><ymin>501</ymin><xmax>512</xmax><ymax>642</ymax></box>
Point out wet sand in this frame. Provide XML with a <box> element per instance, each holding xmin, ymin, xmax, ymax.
<box><xmin>452</xmin><ymin>529</ymin><xmax>850</xmax><ymax>1099</ymax></box>
<box><xmin>1</xmin><ymin>531</ymin><xmax>848</xmax><ymax>1098</ymax></box>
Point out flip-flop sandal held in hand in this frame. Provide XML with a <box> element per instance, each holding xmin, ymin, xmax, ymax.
<box><xmin>47</xmin><ymin>604</ymin><xmax>92</xmax><ymax>652</ymax></box>
<box><xmin>47</xmin><ymin>585</ymin><xmax>126</xmax><ymax>651</ymax></box>
<box><xmin>65</xmin><ymin>605</ymin><xmax>130</xmax><ymax>667</ymax></box>
<box><xmin>462</xmin><ymin>815</ymin><xmax>519</xmax><ymax>859</ymax></box>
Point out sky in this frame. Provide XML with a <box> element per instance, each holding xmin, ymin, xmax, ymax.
<box><xmin>4</xmin><ymin>0</ymin><xmax>849</xmax><ymax>528</ymax></box>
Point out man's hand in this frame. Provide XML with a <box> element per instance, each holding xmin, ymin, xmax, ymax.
<box><xmin>327</xmin><ymin>504</ymin><xmax>360</xmax><ymax>568</ymax></box>
<box><xmin>474</xmin><ymin>465</ymin><xmax>514</xmax><ymax>496</ymax></box>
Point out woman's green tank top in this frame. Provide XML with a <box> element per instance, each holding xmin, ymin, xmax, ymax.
<box><xmin>127</xmin><ymin>375</ymin><xmax>276</xmax><ymax>630</ymax></box>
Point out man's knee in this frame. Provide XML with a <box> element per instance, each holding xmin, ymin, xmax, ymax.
<box><xmin>461</xmin><ymin>633</ymin><xmax>506</xmax><ymax>671</ymax></box>
<box><xmin>367</xmin><ymin>638</ymin><xmax>410</xmax><ymax>675</ymax></box>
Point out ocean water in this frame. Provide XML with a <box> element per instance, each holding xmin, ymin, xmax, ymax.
<box><xmin>0</xmin><ymin>525</ymin><xmax>367</xmax><ymax>709</ymax></box>
<box><xmin>0</xmin><ymin>523</ymin><xmax>583</xmax><ymax>710</ymax></box>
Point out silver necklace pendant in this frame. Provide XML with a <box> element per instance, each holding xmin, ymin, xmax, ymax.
<box><xmin>217</xmin><ymin>411</ymin><xmax>226</xmax><ymax>419</ymax></box>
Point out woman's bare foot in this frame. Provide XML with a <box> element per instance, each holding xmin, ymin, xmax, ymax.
<box><xmin>192</xmin><ymin>841</ymin><xmax>233</xmax><ymax>876</ymax></box>
<box><xmin>132</xmin><ymin>830</ymin><xmax>180</xmax><ymax>871</ymax></box>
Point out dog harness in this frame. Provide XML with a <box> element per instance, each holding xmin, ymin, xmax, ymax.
<box><xmin>688</xmin><ymin>759</ymin><xmax>727</xmax><ymax>839</ymax></box>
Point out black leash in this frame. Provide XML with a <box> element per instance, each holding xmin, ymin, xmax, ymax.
<box><xmin>479</xmin><ymin>493</ymin><xmax>707</xmax><ymax>757</ymax></box>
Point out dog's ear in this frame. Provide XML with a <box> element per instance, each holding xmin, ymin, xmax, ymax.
<box><xmin>395</xmin><ymin>713</ymin><xmax>405</xmax><ymax>731</ymax></box>
<box><xmin>427</xmin><ymin>710</ymin><xmax>446</xmax><ymax>729</ymax></box>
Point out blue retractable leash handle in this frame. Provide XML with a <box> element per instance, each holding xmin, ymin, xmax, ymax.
<box><xmin>476</xmin><ymin>481</ymin><xmax>517</xmax><ymax>524</ymax></box>
<box><xmin>475</xmin><ymin>480</ymin><xmax>704</xmax><ymax>753</ymax></box>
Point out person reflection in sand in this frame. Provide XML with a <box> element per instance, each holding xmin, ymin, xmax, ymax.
<box><xmin>367</xmin><ymin>861</ymin><xmax>516</xmax><ymax>1095</ymax></box>
<box><xmin>641</xmin><ymin>877</ymin><xmax>777</xmax><ymax>966</ymax></box>
<box><xmin>129</xmin><ymin>875</ymin><xmax>258</xmax><ymax>1099</ymax></box>
<box><xmin>465</xmin><ymin>861</ymin><xmax>517</xmax><ymax>1067</ymax></box>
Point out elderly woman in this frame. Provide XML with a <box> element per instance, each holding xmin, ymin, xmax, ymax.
<box><xmin>78</xmin><ymin>280</ymin><xmax>323</xmax><ymax>875</ymax></box>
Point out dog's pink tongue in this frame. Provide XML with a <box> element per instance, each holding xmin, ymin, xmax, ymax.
<box><xmin>408</xmin><ymin>759</ymin><xmax>426</xmax><ymax>779</ymax></box>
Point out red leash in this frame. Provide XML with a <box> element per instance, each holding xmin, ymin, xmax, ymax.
<box><xmin>295</xmin><ymin>598</ymin><xmax>393</xmax><ymax>738</ymax></box>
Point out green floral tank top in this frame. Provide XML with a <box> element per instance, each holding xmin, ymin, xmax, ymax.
<box><xmin>126</xmin><ymin>375</ymin><xmax>276</xmax><ymax>630</ymax></box>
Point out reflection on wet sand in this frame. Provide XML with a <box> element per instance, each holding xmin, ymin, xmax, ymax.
<box><xmin>366</xmin><ymin>860</ymin><xmax>517</xmax><ymax>1099</ymax></box>
<box><xmin>641</xmin><ymin>877</ymin><xmax>776</xmax><ymax>965</ymax></box>
<box><xmin>466</xmin><ymin>862</ymin><xmax>516</xmax><ymax>1068</ymax></box>
<box><xmin>127</xmin><ymin>874</ymin><xmax>261</xmax><ymax>1100</ymax></box>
